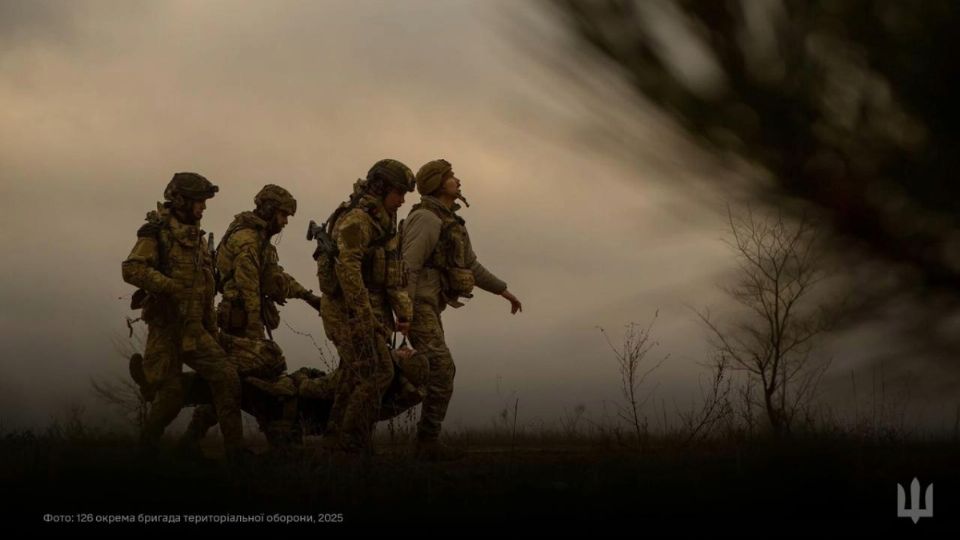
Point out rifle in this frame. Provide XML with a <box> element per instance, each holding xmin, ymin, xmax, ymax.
<box><xmin>307</xmin><ymin>219</ymin><xmax>338</xmax><ymax>261</ymax></box>
<box><xmin>208</xmin><ymin>231</ymin><xmax>222</xmax><ymax>293</ymax></box>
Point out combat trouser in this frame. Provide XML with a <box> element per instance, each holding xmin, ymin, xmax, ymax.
<box><xmin>321</xmin><ymin>295</ymin><xmax>395</xmax><ymax>451</ymax></box>
<box><xmin>141</xmin><ymin>325</ymin><xmax>243</xmax><ymax>455</ymax></box>
<box><xmin>408</xmin><ymin>300</ymin><xmax>456</xmax><ymax>441</ymax></box>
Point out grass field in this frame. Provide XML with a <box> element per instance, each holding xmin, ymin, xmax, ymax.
<box><xmin>4</xmin><ymin>419</ymin><xmax>958</xmax><ymax>533</ymax></box>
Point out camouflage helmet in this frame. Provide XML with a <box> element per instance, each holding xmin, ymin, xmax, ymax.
<box><xmin>163</xmin><ymin>172</ymin><xmax>218</xmax><ymax>202</ymax></box>
<box><xmin>366</xmin><ymin>159</ymin><xmax>415</xmax><ymax>193</ymax></box>
<box><xmin>415</xmin><ymin>159</ymin><xmax>453</xmax><ymax>196</ymax></box>
<box><xmin>254</xmin><ymin>184</ymin><xmax>297</xmax><ymax>215</ymax></box>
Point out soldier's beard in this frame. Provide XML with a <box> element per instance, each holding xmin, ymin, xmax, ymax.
<box><xmin>267</xmin><ymin>220</ymin><xmax>284</xmax><ymax>237</ymax></box>
<box><xmin>176</xmin><ymin>207</ymin><xmax>199</xmax><ymax>225</ymax></box>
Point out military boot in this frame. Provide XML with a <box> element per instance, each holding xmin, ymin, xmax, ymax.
<box><xmin>175</xmin><ymin>411</ymin><xmax>213</xmax><ymax>462</ymax></box>
<box><xmin>414</xmin><ymin>438</ymin><xmax>465</xmax><ymax>462</ymax></box>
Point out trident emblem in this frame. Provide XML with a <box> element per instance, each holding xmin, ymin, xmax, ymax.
<box><xmin>897</xmin><ymin>478</ymin><xmax>933</xmax><ymax>523</ymax></box>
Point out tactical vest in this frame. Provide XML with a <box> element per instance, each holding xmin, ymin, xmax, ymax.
<box><xmin>216</xmin><ymin>214</ymin><xmax>281</xmax><ymax>333</ymax></box>
<box><xmin>133</xmin><ymin>204</ymin><xmax>216</xmax><ymax>328</ymax></box>
<box><xmin>411</xmin><ymin>202</ymin><xmax>475</xmax><ymax>301</ymax></box>
<box><xmin>316</xmin><ymin>198</ymin><xmax>406</xmax><ymax>297</ymax></box>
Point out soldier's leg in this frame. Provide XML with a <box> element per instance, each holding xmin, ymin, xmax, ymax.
<box><xmin>141</xmin><ymin>375</ymin><xmax>186</xmax><ymax>448</ymax></box>
<box><xmin>183</xmin><ymin>331</ymin><xmax>244</xmax><ymax>453</ymax></box>
<box><xmin>180</xmin><ymin>404</ymin><xmax>218</xmax><ymax>445</ymax></box>
<box><xmin>325</xmin><ymin>335</ymin><xmax>359</xmax><ymax>441</ymax></box>
<box><xmin>320</xmin><ymin>298</ymin><xmax>351</xmax><ymax>441</ymax></box>
<box><xmin>367</xmin><ymin>340</ymin><xmax>397</xmax><ymax>430</ymax></box>
<box><xmin>327</xmin><ymin>335</ymin><xmax>368</xmax><ymax>449</ymax></box>
<box><xmin>178</xmin><ymin>335</ymin><xmax>269</xmax><ymax>446</ymax></box>
<box><xmin>139</xmin><ymin>326</ymin><xmax>184</xmax><ymax>448</ymax></box>
<box><xmin>409</xmin><ymin>302</ymin><xmax>456</xmax><ymax>441</ymax></box>
<box><xmin>338</xmin><ymin>336</ymin><xmax>394</xmax><ymax>450</ymax></box>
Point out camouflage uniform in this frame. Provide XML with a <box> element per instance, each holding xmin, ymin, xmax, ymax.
<box><xmin>185</xmin><ymin>185</ymin><xmax>319</xmax><ymax>444</ymax></box>
<box><xmin>216</xmin><ymin>186</ymin><xmax>316</xmax><ymax>339</ymax></box>
<box><xmin>121</xmin><ymin>173</ymin><xmax>244</xmax><ymax>455</ymax></box>
<box><xmin>402</xmin><ymin>161</ymin><xmax>508</xmax><ymax>443</ymax></box>
<box><xmin>317</xmin><ymin>160</ymin><xmax>414</xmax><ymax>451</ymax></box>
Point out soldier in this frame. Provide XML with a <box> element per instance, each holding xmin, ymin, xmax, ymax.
<box><xmin>402</xmin><ymin>159</ymin><xmax>523</xmax><ymax>460</ymax></box>
<box><xmin>180</xmin><ymin>184</ymin><xmax>323</xmax><ymax>447</ymax></box>
<box><xmin>315</xmin><ymin>159</ymin><xmax>415</xmax><ymax>453</ymax></box>
<box><xmin>121</xmin><ymin>172</ymin><xmax>244</xmax><ymax>459</ymax></box>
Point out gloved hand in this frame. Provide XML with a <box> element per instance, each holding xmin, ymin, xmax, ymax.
<box><xmin>394</xmin><ymin>346</ymin><xmax>417</xmax><ymax>361</ymax></box>
<box><xmin>303</xmin><ymin>291</ymin><xmax>323</xmax><ymax>314</ymax></box>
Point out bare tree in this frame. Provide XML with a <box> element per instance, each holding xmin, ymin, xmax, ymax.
<box><xmin>91</xmin><ymin>321</ymin><xmax>149</xmax><ymax>432</ymax></box>
<box><xmin>697</xmin><ymin>208</ymin><xmax>832</xmax><ymax>436</ymax></box>
<box><xmin>600</xmin><ymin>313</ymin><xmax>668</xmax><ymax>449</ymax></box>
<box><xmin>90</xmin><ymin>376</ymin><xmax>148</xmax><ymax>431</ymax></box>
<box><xmin>678</xmin><ymin>353</ymin><xmax>734</xmax><ymax>445</ymax></box>
<box><xmin>542</xmin><ymin>1</ymin><xmax>960</xmax><ymax>378</ymax></box>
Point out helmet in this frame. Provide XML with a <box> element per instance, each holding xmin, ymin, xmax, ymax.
<box><xmin>366</xmin><ymin>159</ymin><xmax>415</xmax><ymax>193</ymax></box>
<box><xmin>254</xmin><ymin>184</ymin><xmax>297</xmax><ymax>216</ymax></box>
<box><xmin>415</xmin><ymin>159</ymin><xmax>453</xmax><ymax>196</ymax></box>
<box><xmin>163</xmin><ymin>172</ymin><xmax>218</xmax><ymax>203</ymax></box>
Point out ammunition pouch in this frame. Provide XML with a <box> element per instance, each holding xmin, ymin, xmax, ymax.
<box><xmin>218</xmin><ymin>298</ymin><xmax>248</xmax><ymax>333</ymax></box>
<box><xmin>361</xmin><ymin>242</ymin><xmax>407</xmax><ymax>291</ymax></box>
<box><xmin>130</xmin><ymin>288</ymin><xmax>148</xmax><ymax>310</ymax></box>
<box><xmin>140</xmin><ymin>291</ymin><xmax>178</xmax><ymax>326</ymax></box>
<box><xmin>386</xmin><ymin>251</ymin><xmax>406</xmax><ymax>288</ymax></box>
<box><xmin>418</xmin><ymin>203</ymin><xmax>473</xmax><ymax>304</ymax></box>
<box><xmin>445</xmin><ymin>267</ymin><xmax>475</xmax><ymax>298</ymax></box>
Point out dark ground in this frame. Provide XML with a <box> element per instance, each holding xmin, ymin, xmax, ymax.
<box><xmin>2</xmin><ymin>428</ymin><xmax>958</xmax><ymax>534</ymax></box>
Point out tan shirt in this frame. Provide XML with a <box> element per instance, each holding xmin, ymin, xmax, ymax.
<box><xmin>401</xmin><ymin>196</ymin><xmax>507</xmax><ymax>310</ymax></box>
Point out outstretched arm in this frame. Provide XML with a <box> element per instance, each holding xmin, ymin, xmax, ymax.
<box><xmin>464</xmin><ymin>231</ymin><xmax>522</xmax><ymax>314</ymax></box>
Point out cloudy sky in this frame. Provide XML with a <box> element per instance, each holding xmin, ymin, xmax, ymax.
<box><xmin>4</xmin><ymin>0</ymin><xmax>912</xmax><ymax>432</ymax></box>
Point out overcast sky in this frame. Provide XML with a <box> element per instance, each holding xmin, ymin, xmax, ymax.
<box><xmin>3</xmin><ymin>0</ymin><xmax>937</xmax><ymax>432</ymax></box>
